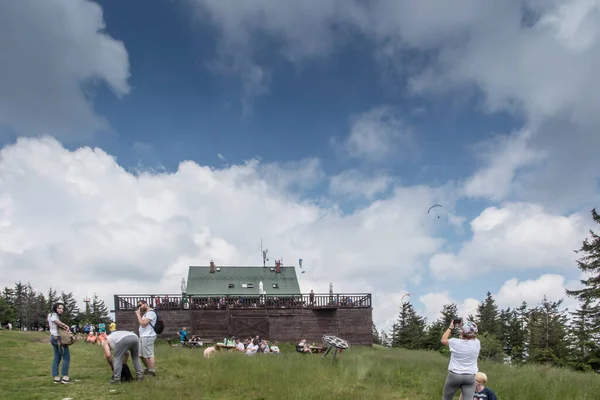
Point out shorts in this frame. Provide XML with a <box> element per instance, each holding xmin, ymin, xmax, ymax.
<box><xmin>139</xmin><ymin>336</ymin><xmax>156</xmax><ymax>358</ymax></box>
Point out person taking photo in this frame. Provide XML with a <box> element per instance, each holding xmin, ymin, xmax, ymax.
<box><xmin>440</xmin><ymin>319</ymin><xmax>481</xmax><ymax>400</ymax></box>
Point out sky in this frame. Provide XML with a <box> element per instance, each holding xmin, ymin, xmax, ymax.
<box><xmin>1</xmin><ymin>0</ymin><xmax>599</xmax><ymax>332</ymax></box>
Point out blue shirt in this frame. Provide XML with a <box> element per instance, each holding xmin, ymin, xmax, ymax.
<box><xmin>179</xmin><ymin>330</ymin><xmax>187</xmax><ymax>341</ymax></box>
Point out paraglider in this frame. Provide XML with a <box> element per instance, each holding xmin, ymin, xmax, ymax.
<box><xmin>401</xmin><ymin>293</ymin><xmax>413</xmax><ymax>303</ymax></box>
<box><xmin>427</xmin><ymin>204</ymin><xmax>443</xmax><ymax>218</ymax></box>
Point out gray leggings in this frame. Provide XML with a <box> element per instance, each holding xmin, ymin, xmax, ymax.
<box><xmin>113</xmin><ymin>335</ymin><xmax>143</xmax><ymax>380</ymax></box>
<box><xmin>442</xmin><ymin>371</ymin><xmax>475</xmax><ymax>400</ymax></box>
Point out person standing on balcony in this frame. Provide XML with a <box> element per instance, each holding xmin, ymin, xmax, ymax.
<box><xmin>135</xmin><ymin>300</ymin><xmax>157</xmax><ymax>376</ymax></box>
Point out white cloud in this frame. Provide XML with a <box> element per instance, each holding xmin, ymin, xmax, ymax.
<box><xmin>463</xmin><ymin>129</ymin><xmax>545</xmax><ymax>201</ymax></box>
<box><xmin>494</xmin><ymin>274</ymin><xmax>579</xmax><ymax>311</ymax></box>
<box><xmin>0</xmin><ymin>137</ymin><xmax>445</xmax><ymax>326</ymax></box>
<box><xmin>418</xmin><ymin>272</ymin><xmax>582</xmax><ymax>328</ymax></box>
<box><xmin>429</xmin><ymin>203</ymin><xmax>589</xmax><ymax>280</ymax></box>
<box><xmin>329</xmin><ymin>170</ymin><xmax>391</xmax><ymax>200</ymax></box>
<box><xmin>0</xmin><ymin>0</ymin><xmax>130</xmax><ymax>140</ymax></box>
<box><xmin>257</xmin><ymin>157</ymin><xmax>325</xmax><ymax>191</ymax></box>
<box><xmin>334</xmin><ymin>106</ymin><xmax>415</xmax><ymax>162</ymax></box>
<box><xmin>419</xmin><ymin>291</ymin><xmax>479</xmax><ymax>323</ymax></box>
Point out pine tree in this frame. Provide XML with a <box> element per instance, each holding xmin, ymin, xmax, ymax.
<box><xmin>46</xmin><ymin>288</ymin><xmax>60</xmax><ymax>314</ymax></box>
<box><xmin>90</xmin><ymin>293</ymin><xmax>111</xmax><ymax>325</ymax></box>
<box><xmin>567</xmin><ymin>298</ymin><xmax>600</xmax><ymax>371</ymax></box>
<box><xmin>566</xmin><ymin>208</ymin><xmax>600</xmax><ymax>349</ymax></box>
<box><xmin>528</xmin><ymin>297</ymin><xmax>569</xmax><ymax>366</ymax></box>
<box><xmin>475</xmin><ymin>291</ymin><xmax>500</xmax><ymax>337</ymax></box>
<box><xmin>0</xmin><ymin>287</ymin><xmax>16</xmax><ymax>325</ymax></box>
<box><xmin>13</xmin><ymin>282</ymin><xmax>26</xmax><ymax>328</ymax></box>
<box><xmin>372</xmin><ymin>323</ymin><xmax>381</xmax><ymax>345</ymax></box>
<box><xmin>380</xmin><ymin>330</ymin><xmax>391</xmax><ymax>347</ymax></box>
<box><xmin>500</xmin><ymin>302</ymin><xmax>529</xmax><ymax>364</ymax></box>
<box><xmin>393</xmin><ymin>302</ymin><xmax>426</xmax><ymax>349</ymax></box>
<box><xmin>423</xmin><ymin>303</ymin><xmax>458</xmax><ymax>351</ymax></box>
<box><xmin>60</xmin><ymin>291</ymin><xmax>80</xmax><ymax>326</ymax></box>
<box><xmin>0</xmin><ymin>297</ymin><xmax>16</xmax><ymax>325</ymax></box>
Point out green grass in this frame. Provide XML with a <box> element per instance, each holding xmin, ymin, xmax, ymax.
<box><xmin>0</xmin><ymin>330</ymin><xmax>598</xmax><ymax>399</ymax></box>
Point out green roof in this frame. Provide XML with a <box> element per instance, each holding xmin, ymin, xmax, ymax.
<box><xmin>186</xmin><ymin>266</ymin><xmax>301</xmax><ymax>296</ymax></box>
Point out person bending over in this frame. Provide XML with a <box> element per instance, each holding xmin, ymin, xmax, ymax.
<box><xmin>100</xmin><ymin>331</ymin><xmax>144</xmax><ymax>384</ymax></box>
<box><xmin>441</xmin><ymin>320</ymin><xmax>481</xmax><ymax>400</ymax></box>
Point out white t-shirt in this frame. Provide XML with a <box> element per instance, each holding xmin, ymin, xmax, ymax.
<box><xmin>448</xmin><ymin>338</ymin><xmax>480</xmax><ymax>374</ymax></box>
<box><xmin>139</xmin><ymin>310</ymin><xmax>157</xmax><ymax>338</ymax></box>
<box><xmin>236</xmin><ymin>342</ymin><xmax>245</xmax><ymax>351</ymax></box>
<box><xmin>107</xmin><ymin>331</ymin><xmax>137</xmax><ymax>349</ymax></box>
<box><xmin>48</xmin><ymin>313</ymin><xmax>60</xmax><ymax>336</ymax></box>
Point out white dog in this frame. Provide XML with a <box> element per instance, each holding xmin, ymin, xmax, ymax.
<box><xmin>203</xmin><ymin>346</ymin><xmax>216</xmax><ymax>358</ymax></box>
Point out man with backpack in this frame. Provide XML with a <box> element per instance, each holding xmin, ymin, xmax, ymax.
<box><xmin>135</xmin><ymin>300</ymin><xmax>158</xmax><ymax>376</ymax></box>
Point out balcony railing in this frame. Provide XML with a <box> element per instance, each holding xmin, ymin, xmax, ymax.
<box><xmin>113</xmin><ymin>293</ymin><xmax>371</xmax><ymax>311</ymax></box>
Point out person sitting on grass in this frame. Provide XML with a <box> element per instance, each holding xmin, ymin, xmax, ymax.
<box><xmin>86</xmin><ymin>332</ymin><xmax>97</xmax><ymax>344</ymax></box>
<box><xmin>99</xmin><ymin>331</ymin><xmax>144</xmax><ymax>384</ymax></box>
<box><xmin>269</xmin><ymin>341</ymin><xmax>281</xmax><ymax>354</ymax></box>
<box><xmin>234</xmin><ymin>337</ymin><xmax>245</xmax><ymax>352</ymax></box>
<box><xmin>296</xmin><ymin>339</ymin><xmax>312</xmax><ymax>353</ymax></box>
<box><xmin>459</xmin><ymin>372</ymin><xmax>498</xmax><ymax>400</ymax></box>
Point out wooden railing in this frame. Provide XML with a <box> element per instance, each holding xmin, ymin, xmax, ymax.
<box><xmin>113</xmin><ymin>293</ymin><xmax>371</xmax><ymax>311</ymax></box>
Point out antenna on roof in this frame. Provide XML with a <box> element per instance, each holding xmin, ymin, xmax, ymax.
<box><xmin>261</xmin><ymin>238</ymin><xmax>269</xmax><ymax>267</ymax></box>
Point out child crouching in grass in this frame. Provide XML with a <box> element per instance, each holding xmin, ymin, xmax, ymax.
<box><xmin>459</xmin><ymin>372</ymin><xmax>498</xmax><ymax>400</ymax></box>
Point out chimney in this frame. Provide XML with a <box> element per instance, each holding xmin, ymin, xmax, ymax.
<box><xmin>210</xmin><ymin>260</ymin><xmax>215</xmax><ymax>273</ymax></box>
<box><xmin>275</xmin><ymin>260</ymin><xmax>281</xmax><ymax>273</ymax></box>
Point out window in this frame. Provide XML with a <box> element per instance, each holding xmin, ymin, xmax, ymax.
<box><xmin>228</xmin><ymin>283</ymin><xmax>235</xmax><ymax>288</ymax></box>
<box><xmin>272</xmin><ymin>284</ymin><xmax>279</xmax><ymax>289</ymax></box>
<box><xmin>242</xmin><ymin>283</ymin><xmax>254</xmax><ymax>289</ymax></box>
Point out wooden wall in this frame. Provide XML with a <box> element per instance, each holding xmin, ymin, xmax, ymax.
<box><xmin>115</xmin><ymin>307</ymin><xmax>373</xmax><ymax>346</ymax></box>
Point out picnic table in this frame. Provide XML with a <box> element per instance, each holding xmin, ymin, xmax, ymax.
<box><xmin>309</xmin><ymin>346</ymin><xmax>325</xmax><ymax>354</ymax></box>
<box><xmin>181</xmin><ymin>338</ymin><xmax>214</xmax><ymax>348</ymax></box>
<box><xmin>215</xmin><ymin>343</ymin><xmax>237</xmax><ymax>351</ymax></box>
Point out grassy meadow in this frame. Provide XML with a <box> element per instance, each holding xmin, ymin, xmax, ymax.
<box><xmin>0</xmin><ymin>330</ymin><xmax>598</xmax><ymax>400</ymax></box>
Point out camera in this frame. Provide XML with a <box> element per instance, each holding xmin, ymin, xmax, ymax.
<box><xmin>453</xmin><ymin>317</ymin><xmax>463</xmax><ymax>325</ymax></box>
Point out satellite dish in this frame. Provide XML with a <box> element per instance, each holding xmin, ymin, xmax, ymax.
<box><xmin>322</xmin><ymin>335</ymin><xmax>350</xmax><ymax>350</ymax></box>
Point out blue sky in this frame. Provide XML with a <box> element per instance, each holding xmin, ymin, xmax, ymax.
<box><xmin>1</xmin><ymin>0</ymin><xmax>599</xmax><ymax>330</ymax></box>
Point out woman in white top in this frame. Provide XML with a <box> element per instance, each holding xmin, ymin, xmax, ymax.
<box><xmin>48</xmin><ymin>302</ymin><xmax>71</xmax><ymax>384</ymax></box>
<box><xmin>440</xmin><ymin>320</ymin><xmax>480</xmax><ymax>400</ymax></box>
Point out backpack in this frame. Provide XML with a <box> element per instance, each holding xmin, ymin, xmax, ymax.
<box><xmin>150</xmin><ymin>310</ymin><xmax>164</xmax><ymax>335</ymax></box>
<box><xmin>58</xmin><ymin>326</ymin><xmax>77</xmax><ymax>347</ymax></box>
<box><xmin>120</xmin><ymin>363</ymin><xmax>134</xmax><ymax>382</ymax></box>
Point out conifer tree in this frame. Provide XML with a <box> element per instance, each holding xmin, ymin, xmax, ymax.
<box><xmin>423</xmin><ymin>303</ymin><xmax>458</xmax><ymax>351</ymax></box>
<box><xmin>90</xmin><ymin>293</ymin><xmax>111</xmax><ymax>325</ymax></box>
<box><xmin>393</xmin><ymin>302</ymin><xmax>426</xmax><ymax>349</ymax></box>
<box><xmin>475</xmin><ymin>292</ymin><xmax>500</xmax><ymax>337</ymax></box>
<box><xmin>566</xmin><ymin>208</ymin><xmax>600</xmax><ymax>348</ymax></box>
<box><xmin>60</xmin><ymin>291</ymin><xmax>80</xmax><ymax>326</ymax></box>
<box><xmin>372</xmin><ymin>323</ymin><xmax>381</xmax><ymax>345</ymax></box>
<box><xmin>568</xmin><ymin>298</ymin><xmax>600</xmax><ymax>370</ymax></box>
<box><xmin>527</xmin><ymin>297</ymin><xmax>569</xmax><ymax>366</ymax></box>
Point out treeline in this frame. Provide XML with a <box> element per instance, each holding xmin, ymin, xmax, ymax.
<box><xmin>373</xmin><ymin>208</ymin><xmax>600</xmax><ymax>373</ymax></box>
<box><xmin>0</xmin><ymin>282</ymin><xmax>111</xmax><ymax>329</ymax></box>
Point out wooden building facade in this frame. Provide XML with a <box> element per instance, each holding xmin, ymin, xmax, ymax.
<box><xmin>113</xmin><ymin>262</ymin><xmax>374</xmax><ymax>346</ymax></box>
